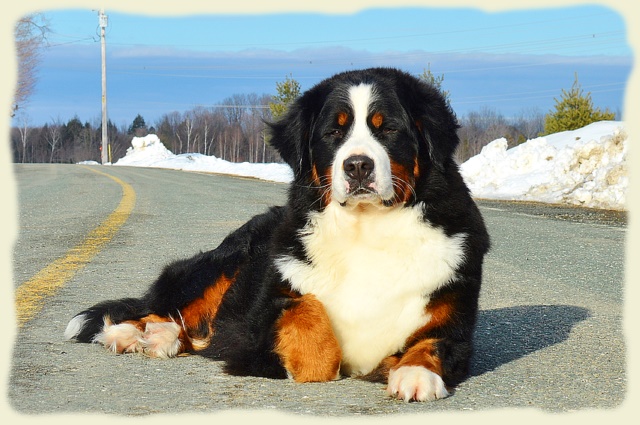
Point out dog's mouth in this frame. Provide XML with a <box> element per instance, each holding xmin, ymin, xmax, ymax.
<box><xmin>351</xmin><ymin>186</ymin><xmax>373</xmax><ymax>196</ymax></box>
<box><xmin>339</xmin><ymin>182</ymin><xmax>394</xmax><ymax>207</ymax></box>
<box><xmin>348</xmin><ymin>180</ymin><xmax>375</xmax><ymax>196</ymax></box>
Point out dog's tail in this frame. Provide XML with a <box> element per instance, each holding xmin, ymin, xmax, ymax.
<box><xmin>64</xmin><ymin>297</ymin><xmax>150</xmax><ymax>343</ymax></box>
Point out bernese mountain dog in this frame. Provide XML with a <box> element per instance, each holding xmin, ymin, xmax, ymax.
<box><xmin>65</xmin><ymin>67</ymin><xmax>490</xmax><ymax>402</ymax></box>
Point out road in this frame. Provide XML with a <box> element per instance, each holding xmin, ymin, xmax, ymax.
<box><xmin>7</xmin><ymin>164</ymin><xmax>628</xmax><ymax>418</ymax></box>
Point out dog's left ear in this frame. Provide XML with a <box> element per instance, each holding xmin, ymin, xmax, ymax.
<box><xmin>403</xmin><ymin>77</ymin><xmax>460</xmax><ymax>172</ymax></box>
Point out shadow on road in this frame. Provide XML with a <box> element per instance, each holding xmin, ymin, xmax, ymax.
<box><xmin>470</xmin><ymin>304</ymin><xmax>591</xmax><ymax>377</ymax></box>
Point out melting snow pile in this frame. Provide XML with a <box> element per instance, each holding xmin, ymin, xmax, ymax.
<box><xmin>115</xmin><ymin>134</ymin><xmax>174</xmax><ymax>165</ymax></box>
<box><xmin>114</xmin><ymin>134</ymin><xmax>293</xmax><ymax>183</ymax></box>
<box><xmin>459</xmin><ymin>121</ymin><xmax>628</xmax><ymax>210</ymax></box>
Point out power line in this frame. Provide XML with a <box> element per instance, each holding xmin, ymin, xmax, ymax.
<box><xmin>46</xmin><ymin>35</ymin><xmax>96</xmax><ymax>48</ymax></box>
<box><xmin>452</xmin><ymin>83</ymin><xmax>627</xmax><ymax>105</ymax></box>
<box><xmin>101</xmin><ymin>11</ymin><xmax>619</xmax><ymax>50</ymax></box>
<box><xmin>44</xmin><ymin>9</ymin><xmax>628</xmax><ymax>56</ymax></box>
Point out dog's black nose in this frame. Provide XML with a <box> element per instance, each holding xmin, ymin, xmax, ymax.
<box><xmin>343</xmin><ymin>155</ymin><xmax>374</xmax><ymax>182</ymax></box>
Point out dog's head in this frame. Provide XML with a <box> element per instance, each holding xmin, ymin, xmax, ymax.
<box><xmin>268</xmin><ymin>67</ymin><xmax>459</xmax><ymax>209</ymax></box>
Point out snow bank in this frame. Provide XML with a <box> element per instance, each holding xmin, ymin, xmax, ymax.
<box><xmin>459</xmin><ymin>121</ymin><xmax>628</xmax><ymax>210</ymax></box>
<box><xmin>107</xmin><ymin>122</ymin><xmax>628</xmax><ymax>210</ymax></box>
<box><xmin>113</xmin><ymin>134</ymin><xmax>294</xmax><ymax>183</ymax></box>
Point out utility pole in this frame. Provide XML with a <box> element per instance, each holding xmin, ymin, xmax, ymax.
<box><xmin>99</xmin><ymin>9</ymin><xmax>109</xmax><ymax>164</ymax></box>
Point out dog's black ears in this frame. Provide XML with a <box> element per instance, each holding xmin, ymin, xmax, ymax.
<box><xmin>414</xmin><ymin>113</ymin><xmax>460</xmax><ymax>172</ymax></box>
<box><xmin>267</xmin><ymin>88</ymin><xmax>323</xmax><ymax>179</ymax></box>
<box><xmin>404</xmin><ymin>78</ymin><xmax>460</xmax><ymax>172</ymax></box>
<box><xmin>267</xmin><ymin>111</ymin><xmax>306</xmax><ymax>176</ymax></box>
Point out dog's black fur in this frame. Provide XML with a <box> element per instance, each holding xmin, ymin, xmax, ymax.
<box><xmin>66</xmin><ymin>67</ymin><xmax>490</xmax><ymax>400</ymax></box>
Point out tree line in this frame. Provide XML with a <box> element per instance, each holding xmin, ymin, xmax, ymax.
<box><xmin>10</xmin><ymin>92</ymin><xmax>281</xmax><ymax>165</ymax></box>
<box><xmin>10</xmin><ymin>102</ymin><xmax>546</xmax><ymax>166</ymax></box>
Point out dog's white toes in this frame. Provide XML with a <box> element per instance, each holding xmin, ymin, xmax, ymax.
<box><xmin>141</xmin><ymin>321</ymin><xmax>182</xmax><ymax>358</ymax></box>
<box><xmin>93</xmin><ymin>321</ymin><xmax>144</xmax><ymax>354</ymax></box>
<box><xmin>387</xmin><ymin>366</ymin><xmax>450</xmax><ymax>402</ymax></box>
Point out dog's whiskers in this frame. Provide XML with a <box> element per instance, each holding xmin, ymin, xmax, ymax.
<box><xmin>391</xmin><ymin>175</ymin><xmax>417</xmax><ymax>203</ymax></box>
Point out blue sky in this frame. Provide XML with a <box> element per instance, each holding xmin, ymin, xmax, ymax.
<box><xmin>13</xmin><ymin>3</ymin><xmax>634</xmax><ymax>127</ymax></box>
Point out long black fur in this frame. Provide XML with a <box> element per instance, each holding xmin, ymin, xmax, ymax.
<box><xmin>67</xmin><ymin>67</ymin><xmax>490</xmax><ymax>388</ymax></box>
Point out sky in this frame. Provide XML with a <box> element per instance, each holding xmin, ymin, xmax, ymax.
<box><xmin>10</xmin><ymin>2</ymin><xmax>635</xmax><ymax>128</ymax></box>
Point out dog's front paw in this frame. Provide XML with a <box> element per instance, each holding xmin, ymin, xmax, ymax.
<box><xmin>387</xmin><ymin>366</ymin><xmax>450</xmax><ymax>402</ymax></box>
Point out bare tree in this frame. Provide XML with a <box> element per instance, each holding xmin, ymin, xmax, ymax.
<box><xmin>13</xmin><ymin>13</ymin><xmax>48</xmax><ymax>116</ymax></box>
<box><xmin>249</xmin><ymin>94</ymin><xmax>272</xmax><ymax>162</ymax></box>
<box><xmin>223</xmin><ymin>94</ymin><xmax>247</xmax><ymax>125</ymax></box>
<box><xmin>15</xmin><ymin>113</ymin><xmax>31</xmax><ymax>163</ymax></box>
<box><xmin>165</xmin><ymin>111</ymin><xmax>184</xmax><ymax>153</ymax></box>
<box><xmin>45</xmin><ymin>119</ymin><xmax>62</xmax><ymax>163</ymax></box>
<box><xmin>197</xmin><ymin>108</ymin><xmax>224</xmax><ymax>157</ymax></box>
<box><xmin>182</xmin><ymin>112</ymin><xmax>198</xmax><ymax>154</ymax></box>
<box><xmin>456</xmin><ymin>106</ymin><xmax>510</xmax><ymax>162</ymax></box>
<box><xmin>513</xmin><ymin>107</ymin><xmax>545</xmax><ymax>142</ymax></box>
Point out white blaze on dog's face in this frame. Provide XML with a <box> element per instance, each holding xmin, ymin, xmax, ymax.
<box><xmin>331</xmin><ymin>84</ymin><xmax>394</xmax><ymax>207</ymax></box>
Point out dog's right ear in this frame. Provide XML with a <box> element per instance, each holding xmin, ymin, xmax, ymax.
<box><xmin>267</xmin><ymin>104</ymin><xmax>307</xmax><ymax>178</ymax></box>
<box><xmin>267</xmin><ymin>89</ymin><xmax>322</xmax><ymax>180</ymax></box>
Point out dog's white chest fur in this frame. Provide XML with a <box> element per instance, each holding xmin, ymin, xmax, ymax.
<box><xmin>275</xmin><ymin>202</ymin><xmax>466</xmax><ymax>376</ymax></box>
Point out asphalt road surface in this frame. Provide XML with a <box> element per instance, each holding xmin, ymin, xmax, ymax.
<box><xmin>7</xmin><ymin>164</ymin><xmax>628</xmax><ymax>418</ymax></box>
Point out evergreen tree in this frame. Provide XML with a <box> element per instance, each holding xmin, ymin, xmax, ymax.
<box><xmin>269</xmin><ymin>74</ymin><xmax>300</xmax><ymax>120</ymax></box>
<box><xmin>128</xmin><ymin>114</ymin><xmax>148</xmax><ymax>135</ymax></box>
<box><xmin>419</xmin><ymin>63</ymin><xmax>451</xmax><ymax>106</ymax></box>
<box><xmin>63</xmin><ymin>116</ymin><xmax>83</xmax><ymax>142</ymax></box>
<box><xmin>543</xmin><ymin>73</ymin><xmax>615</xmax><ymax>135</ymax></box>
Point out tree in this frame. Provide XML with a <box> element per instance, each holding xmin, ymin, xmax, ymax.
<box><xmin>543</xmin><ymin>73</ymin><xmax>615</xmax><ymax>135</ymax></box>
<box><xmin>182</xmin><ymin>112</ymin><xmax>198</xmax><ymax>153</ymax></box>
<box><xmin>45</xmin><ymin>119</ymin><xmax>62</xmax><ymax>163</ymax></box>
<box><xmin>15</xmin><ymin>113</ymin><xmax>31</xmax><ymax>163</ymax></box>
<box><xmin>13</xmin><ymin>13</ymin><xmax>49</xmax><ymax>116</ymax></box>
<box><xmin>456</xmin><ymin>106</ymin><xmax>514</xmax><ymax>161</ymax></box>
<box><xmin>63</xmin><ymin>116</ymin><xmax>84</xmax><ymax>141</ymax></box>
<box><xmin>419</xmin><ymin>63</ymin><xmax>451</xmax><ymax>106</ymax></box>
<box><xmin>269</xmin><ymin>74</ymin><xmax>300</xmax><ymax>120</ymax></box>
<box><xmin>513</xmin><ymin>107</ymin><xmax>545</xmax><ymax>143</ymax></box>
<box><xmin>128</xmin><ymin>114</ymin><xmax>147</xmax><ymax>136</ymax></box>
<box><xmin>10</xmin><ymin>90</ymin><xmax>287</xmax><ymax>164</ymax></box>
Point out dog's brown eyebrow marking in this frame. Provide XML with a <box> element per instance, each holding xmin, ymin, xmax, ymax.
<box><xmin>337</xmin><ymin>111</ymin><xmax>348</xmax><ymax>126</ymax></box>
<box><xmin>371</xmin><ymin>112</ymin><xmax>384</xmax><ymax>129</ymax></box>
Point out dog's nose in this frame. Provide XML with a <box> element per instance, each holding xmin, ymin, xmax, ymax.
<box><xmin>343</xmin><ymin>155</ymin><xmax>374</xmax><ymax>182</ymax></box>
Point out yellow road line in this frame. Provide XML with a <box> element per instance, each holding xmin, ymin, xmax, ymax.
<box><xmin>14</xmin><ymin>166</ymin><xmax>136</xmax><ymax>328</ymax></box>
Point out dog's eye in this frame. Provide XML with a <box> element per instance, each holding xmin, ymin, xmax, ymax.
<box><xmin>327</xmin><ymin>129</ymin><xmax>344</xmax><ymax>139</ymax></box>
<box><xmin>383</xmin><ymin>128</ymin><xmax>397</xmax><ymax>135</ymax></box>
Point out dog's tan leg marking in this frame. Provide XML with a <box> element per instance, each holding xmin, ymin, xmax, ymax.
<box><xmin>274</xmin><ymin>294</ymin><xmax>342</xmax><ymax>382</ymax></box>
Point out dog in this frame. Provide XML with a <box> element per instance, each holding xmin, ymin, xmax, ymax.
<box><xmin>65</xmin><ymin>67</ymin><xmax>490</xmax><ymax>402</ymax></box>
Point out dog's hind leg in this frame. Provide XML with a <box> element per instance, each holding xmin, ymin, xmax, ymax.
<box><xmin>66</xmin><ymin>207</ymin><xmax>286</xmax><ymax>359</ymax></box>
<box><xmin>64</xmin><ymin>301</ymin><xmax>187</xmax><ymax>358</ymax></box>
<box><xmin>91</xmin><ymin>314</ymin><xmax>183</xmax><ymax>358</ymax></box>
<box><xmin>65</xmin><ymin>272</ymin><xmax>236</xmax><ymax>358</ymax></box>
